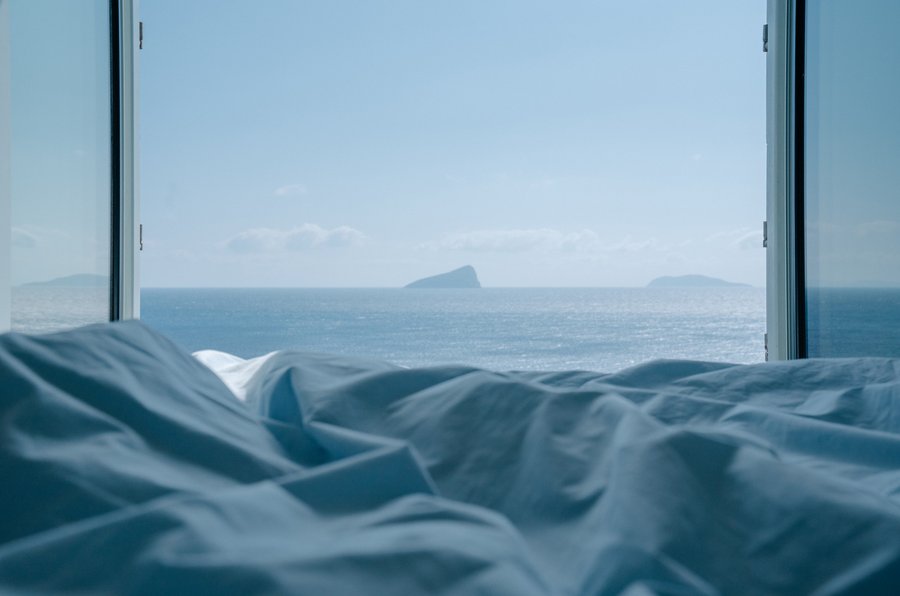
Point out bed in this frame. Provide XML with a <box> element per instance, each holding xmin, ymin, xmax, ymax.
<box><xmin>1</xmin><ymin>321</ymin><xmax>899</xmax><ymax>594</ymax></box>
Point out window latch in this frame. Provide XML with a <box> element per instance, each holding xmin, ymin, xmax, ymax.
<box><xmin>139</xmin><ymin>224</ymin><xmax>143</xmax><ymax>251</ymax></box>
<box><xmin>763</xmin><ymin>220</ymin><xmax>768</xmax><ymax>248</ymax></box>
<box><xmin>762</xmin><ymin>24</ymin><xmax>768</xmax><ymax>53</ymax></box>
<box><xmin>139</xmin><ymin>22</ymin><xmax>144</xmax><ymax>50</ymax></box>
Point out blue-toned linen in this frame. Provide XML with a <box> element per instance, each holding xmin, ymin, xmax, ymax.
<box><xmin>2</xmin><ymin>321</ymin><xmax>899</xmax><ymax>594</ymax></box>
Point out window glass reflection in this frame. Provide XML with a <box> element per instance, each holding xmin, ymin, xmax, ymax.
<box><xmin>8</xmin><ymin>0</ymin><xmax>112</xmax><ymax>333</ymax></box>
<box><xmin>805</xmin><ymin>0</ymin><xmax>900</xmax><ymax>356</ymax></box>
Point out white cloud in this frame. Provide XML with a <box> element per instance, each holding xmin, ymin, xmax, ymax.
<box><xmin>274</xmin><ymin>184</ymin><xmax>308</xmax><ymax>197</ymax></box>
<box><xmin>227</xmin><ymin>229</ymin><xmax>282</xmax><ymax>253</ymax></box>
<box><xmin>732</xmin><ymin>230</ymin><xmax>763</xmax><ymax>250</ymax></box>
<box><xmin>12</xmin><ymin>227</ymin><xmax>38</xmax><ymax>248</ymax></box>
<box><xmin>424</xmin><ymin>229</ymin><xmax>679</xmax><ymax>257</ymax></box>
<box><xmin>428</xmin><ymin>226</ymin><xmax>766</xmax><ymax>261</ymax></box>
<box><xmin>704</xmin><ymin>228</ymin><xmax>763</xmax><ymax>251</ymax></box>
<box><xmin>285</xmin><ymin>224</ymin><xmax>366</xmax><ymax>250</ymax></box>
<box><xmin>227</xmin><ymin>224</ymin><xmax>365</xmax><ymax>253</ymax></box>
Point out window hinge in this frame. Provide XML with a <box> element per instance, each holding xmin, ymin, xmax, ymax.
<box><xmin>139</xmin><ymin>224</ymin><xmax>143</xmax><ymax>251</ymax></box>
<box><xmin>762</xmin><ymin>220</ymin><xmax>768</xmax><ymax>248</ymax></box>
<box><xmin>762</xmin><ymin>24</ymin><xmax>768</xmax><ymax>53</ymax></box>
<box><xmin>139</xmin><ymin>22</ymin><xmax>144</xmax><ymax>50</ymax></box>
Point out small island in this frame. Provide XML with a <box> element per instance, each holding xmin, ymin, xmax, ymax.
<box><xmin>405</xmin><ymin>265</ymin><xmax>481</xmax><ymax>289</ymax></box>
<box><xmin>22</xmin><ymin>274</ymin><xmax>109</xmax><ymax>288</ymax></box>
<box><xmin>647</xmin><ymin>275</ymin><xmax>751</xmax><ymax>288</ymax></box>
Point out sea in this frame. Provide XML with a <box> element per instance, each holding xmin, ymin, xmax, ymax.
<box><xmin>10</xmin><ymin>287</ymin><xmax>767</xmax><ymax>371</ymax></box>
<box><xmin>14</xmin><ymin>285</ymin><xmax>900</xmax><ymax>370</ymax></box>
<box><xmin>131</xmin><ymin>287</ymin><xmax>769</xmax><ymax>372</ymax></box>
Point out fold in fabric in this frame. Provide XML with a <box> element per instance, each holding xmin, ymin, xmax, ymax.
<box><xmin>2</xmin><ymin>321</ymin><xmax>899</xmax><ymax>595</ymax></box>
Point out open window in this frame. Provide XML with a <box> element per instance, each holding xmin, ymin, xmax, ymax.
<box><xmin>767</xmin><ymin>0</ymin><xmax>900</xmax><ymax>358</ymax></box>
<box><xmin>138</xmin><ymin>2</ymin><xmax>767</xmax><ymax>369</ymax></box>
<box><xmin>0</xmin><ymin>0</ymin><xmax>139</xmax><ymax>333</ymax></box>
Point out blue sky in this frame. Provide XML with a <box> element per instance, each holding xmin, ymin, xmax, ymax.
<box><xmin>140</xmin><ymin>0</ymin><xmax>767</xmax><ymax>287</ymax></box>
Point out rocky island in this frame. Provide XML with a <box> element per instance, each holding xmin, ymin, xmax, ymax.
<box><xmin>405</xmin><ymin>265</ymin><xmax>481</xmax><ymax>289</ymax></box>
<box><xmin>23</xmin><ymin>274</ymin><xmax>109</xmax><ymax>287</ymax></box>
<box><xmin>647</xmin><ymin>275</ymin><xmax>751</xmax><ymax>288</ymax></box>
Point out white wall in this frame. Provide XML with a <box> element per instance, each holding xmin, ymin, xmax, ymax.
<box><xmin>0</xmin><ymin>0</ymin><xmax>12</xmax><ymax>332</ymax></box>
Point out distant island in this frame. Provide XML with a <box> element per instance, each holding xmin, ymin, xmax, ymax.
<box><xmin>405</xmin><ymin>265</ymin><xmax>481</xmax><ymax>289</ymax></box>
<box><xmin>22</xmin><ymin>274</ymin><xmax>108</xmax><ymax>288</ymax></box>
<box><xmin>647</xmin><ymin>275</ymin><xmax>751</xmax><ymax>288</ymax></box>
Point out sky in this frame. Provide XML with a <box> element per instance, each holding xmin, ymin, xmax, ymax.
<box><xmin>139</xmin><ymin>0</ymin><xmax>768</xmax><ymax>288</ymax></box>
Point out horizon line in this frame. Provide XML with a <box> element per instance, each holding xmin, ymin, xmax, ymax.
<box><xmin>137</xmin><ymin>285</ymin><xmax>766</xmax><ymax>290</ymax></box>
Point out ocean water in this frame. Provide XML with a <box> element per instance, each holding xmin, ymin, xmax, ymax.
<box><xmin>806</xmin><ymin>287</ymin><xmax>900</xmax><ymax>358</ymax></box>
<box><xmin>15</xmin><ymin>286</ymin><xmax>900</xmax><ymax>369</ymax></box>
<box><xmin>141</xmin><ymin>287</ymin><xmax>767</xmax><ymax>372</ymax></box>
<box><xmin>11</xmin><ymin>287</ymin><xmax>109</xmax><ymax>334</ymax></box>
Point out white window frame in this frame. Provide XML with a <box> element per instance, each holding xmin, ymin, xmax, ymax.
<box><xmin>116</xmin><ymin>0</ymin><xmax>141</xmax><ymax>321</ymax></box>
<box><xmin>766</xmin><ymin>0</ymin><xmax>802</xmax><ymax>360</ymax></box>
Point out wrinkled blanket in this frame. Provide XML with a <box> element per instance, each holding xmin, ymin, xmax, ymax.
<box><xmin>2</xmin><ymin>321</ymin><xmax>899</xmax><ymax>595</ymax></box>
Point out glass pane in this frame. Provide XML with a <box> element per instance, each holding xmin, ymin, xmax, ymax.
<box><xmin>6</xmin><ymin>0</ymin><xmax>112</xmax><ymax>333</ymax></box>
<box><xmin>804</xmin><ymin>0</ymin><xmax>900</xmax><ymax>357</ymax></box>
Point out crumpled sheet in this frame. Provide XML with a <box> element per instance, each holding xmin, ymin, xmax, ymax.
<box><xmin>2</xmin><ymin>321</ymin><xmax>899</xmax><ymax>595</ymax></box>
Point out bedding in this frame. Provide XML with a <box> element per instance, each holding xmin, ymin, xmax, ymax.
<box><xmin>1</xmin><ymin>321</ymin><xmax>899</xmax><ymax>594</ymax></box>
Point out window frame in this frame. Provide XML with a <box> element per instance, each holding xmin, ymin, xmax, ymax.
<box><xmin>0</xmin><ymin>0</ymin><xmax>10</xmax><ymax>331</ymax></box>
<box><xmin>113</xmin><ymin>0</ymin><xmax>141</xmax><ymax>321</ymax></box>
<box><xmin>766</xmin><ymin>0</ymin><xmax>804</xmax><ymax>359</ymax></box>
